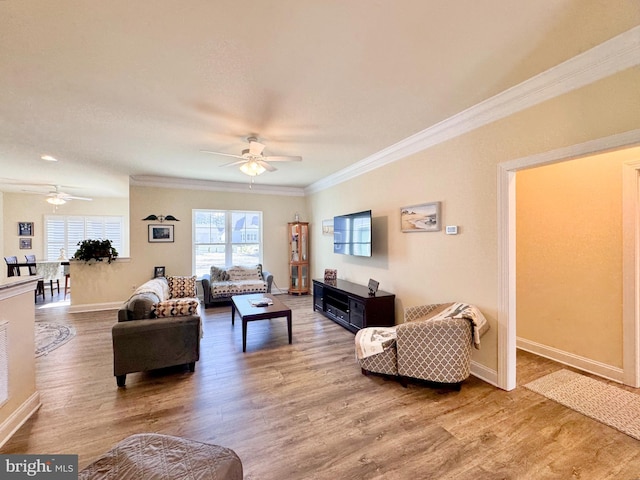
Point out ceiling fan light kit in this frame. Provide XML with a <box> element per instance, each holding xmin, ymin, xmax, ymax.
<box><xmin>46</xmin><ymin>196</ymin><xmax>66</xmax><ymax>205</ymax></box>
<box><xmin>201</xmin><ymin>135</ymin><xmax>302</xmax><ymax>179</ymax></box>
<box><xmin>239</xmin><ymin>160</ymin><xmax>266</xmax><ymax>176</ymax></box>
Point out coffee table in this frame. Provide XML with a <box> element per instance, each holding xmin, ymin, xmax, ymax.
<box><xmin>231</xmin><ymin>293</ymin><xmax>292</xmax><ymax>352</ymax></box>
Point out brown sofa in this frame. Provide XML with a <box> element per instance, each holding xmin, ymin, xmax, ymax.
<box><xmin>112</xmin><ymin>276</ymin><xmax>201</xmax><ymax>387</ymax></box>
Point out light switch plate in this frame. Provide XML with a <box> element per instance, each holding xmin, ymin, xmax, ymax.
<box><xmin>445</xmin><ymin>225</ymin><xmax>458</xmax><ymax>235</ymax></box>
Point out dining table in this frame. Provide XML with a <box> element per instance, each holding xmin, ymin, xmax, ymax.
<box><xmin>6</xmin><ymin>260</ymin><xmax>70</xmax><ymax>278</ymax></box>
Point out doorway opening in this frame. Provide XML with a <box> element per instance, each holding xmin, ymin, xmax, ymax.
<box><xmin>497</xmin><ymin>131</ymin><xmax>640</xmax><ymax>391</ymax></box>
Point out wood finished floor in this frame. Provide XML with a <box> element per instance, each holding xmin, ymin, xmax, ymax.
<box><xmin>2</xmin><ymin>294</ymin><xmax>639</xmax><ymax>479</ymax></box>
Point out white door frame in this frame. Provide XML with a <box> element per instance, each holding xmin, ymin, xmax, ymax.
<box><xmin>497</xmin><ymin>129</ymin><xmax>640</xmax><ymax>391</ymax></box>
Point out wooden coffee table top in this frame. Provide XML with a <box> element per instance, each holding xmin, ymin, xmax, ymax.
<box><xmin>231</xmin><ymin>293</ymin><xmax>290</xmax><ymax>320</ymax></box>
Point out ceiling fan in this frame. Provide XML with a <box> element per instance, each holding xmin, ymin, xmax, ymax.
<box><xmin>201</xmin><ymin>136</ymin><xmax>302</xmax><ymax>176</ymax></box>
<box><xmin>24</xmin><ymin>185</ymin><xmax>93</xmax><ymax>205</ymax></box>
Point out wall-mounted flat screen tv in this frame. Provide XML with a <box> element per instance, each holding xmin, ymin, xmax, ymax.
<box><xmin>333</xmin><ymin>210</ymin><xmax>372</xmax><ymax>257</ymax></box>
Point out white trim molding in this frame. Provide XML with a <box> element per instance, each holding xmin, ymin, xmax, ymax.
<box><xmin>622</xmin><ymin>159</ymin><xmax>640</xmax><ymax>387</ymax></box>
<box><xmin>0</xmin><ymin>392</ymin><xmax>41</xmax><ymax>449</ymax></box>
<box><xmin>69</xmin><ymin>302</ymin><xmax>121</xmax><ymax>314</ymax></box>
<box><xmin>497</xmin><ymin>129</ymin><xmax>640</xmax><ymax>391</ymax></box>
<box><xmin>307</xmin><ymin>25</ymin><xmax>640</xmax><ymax>195</ymax></box>
<box><xmin>517</xmin><ymin>338</ymin><xmax>624</xmax><ymax>384</ymax></box>
<box><xmin>131</xmin><ymin>175</ymin><xmax>305</xmax><ymax>197</ymax></box>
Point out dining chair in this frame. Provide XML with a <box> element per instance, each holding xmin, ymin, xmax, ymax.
<box><xmin>24</xmin><ymin>255</ymin><xmax>46</xmax><ymax>301</ymax></box>
<box><xmin>4</xmin><ymin>256</ymin><xmax>20</xmax><ymax>277</ymax></box>
<box><xmin>36</xmin><ymin>259</ymin><xmax>61</xmax><ymax>297</ymax></box>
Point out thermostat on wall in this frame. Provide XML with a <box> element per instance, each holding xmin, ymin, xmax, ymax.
<box><xmin>445</xmin><ymin>225</ymin><xmax>458</xmax><ymax>235</ymax></box>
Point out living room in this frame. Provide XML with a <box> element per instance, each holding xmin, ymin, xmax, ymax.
<box><xmin>1</xmin><ymin>2</ymin><xmax>639</xmax><ymax>478</ymax></box>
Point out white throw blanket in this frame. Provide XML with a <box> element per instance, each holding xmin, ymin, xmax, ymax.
<box><xmin>355</xmin><ymin>303</ymin><xmax>488</xmax><ymax>360</ymax></box>
<box><xmin>128</xmin><ymin>278</ymin><xmax>169</xmax><ymax>302</ymax></box>
<box><xmin>428</xmin><ymin>302</ymin><xmax>488</xmax><ymax>350</ymax></box>
<box><xmin>355</xmin><ymin>326</ymin><xmax>397</xmax><ymax>360</ymax></box>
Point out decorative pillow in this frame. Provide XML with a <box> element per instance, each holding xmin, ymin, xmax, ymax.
<box><xmin>227</xmin><ymin>265</ymin><xmax>262</xmax><ymax>282</ymax></box>
<box><xmin>152</xmin><ymin>299</ymin><xmax>200</xmax><ymax>317</ymax></box>
<box><xmin>167</xmin><ymin>275</ymin><xmax>197</xmax><ymax>298</ymax></box>
<box><xmin>210</xmin><ymin>266</ymin><xmax>230</xmax><ymax>282</ymax></box>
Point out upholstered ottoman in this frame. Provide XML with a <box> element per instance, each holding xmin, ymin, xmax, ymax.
<box><xmin>79</xmin><ymin>433</ymin><xmax>242</xmax><ymax>480</ymax></box>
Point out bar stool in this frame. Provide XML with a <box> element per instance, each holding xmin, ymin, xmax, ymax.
<box><xmin>63</xmin><ymin>264</ymin><xmax>70</xmax><ymax>299</ymax></box>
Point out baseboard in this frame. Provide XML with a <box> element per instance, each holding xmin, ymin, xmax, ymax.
<box><xmin>517</xmin><ymin>337</ymin><xmax>624</xmax><ymax>383</ymax></box>
<box><xmin>0</xmin><ymin>392</ymin><xmax>41</xmax><ymax>449</ymax></box>
<box><xmin>69</xmin><ymin>302</ymin><xmax>121</xmax><ymax>313</ymax></box>
<box><xmin>470</xmin><ymin>361</ymin><xmax>498</xmax><ymax>387</ymax></box>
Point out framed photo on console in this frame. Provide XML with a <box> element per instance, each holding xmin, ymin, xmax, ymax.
<box><xmin>154</xmin><ymin>266</ymin><xmax>166</xmax><ymax>278</ymax></box>
<box><xmin>148</xmin><ymin>224</ymin><xmax>174</xmax><ymax>243</ymax></box>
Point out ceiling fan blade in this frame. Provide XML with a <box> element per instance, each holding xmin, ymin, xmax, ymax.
<box><xmin>219</xmin><ymin>159</ymin><xmax>248</xmax><ymax>168</ymax></box>
<box><xmin>263</xmin><ymin>155</ymin><xmax>302</xmax><ymax>162</ymax></box>
<box><xmin>257</xmin><ymin>160</ymin><xmax>277</xmax><ymax>172</ymax></box>
<box><xmin>64</xmin><ymin>195</ymin><xmax>93</xmax><ymax>201</ymax></box>
<box><xmin>249</xmin><ymin>140</ymin><xmax>265</xmax><ymax>156</ymax></box>
<box><xmin>200</xmin><ymin>150</ymin><xmax>245</xmax><ymax>160</ymax></box>
<box><xmin>22</xmin><ymin>189</ymin><xmax>50</xmax><ymax>195</ymax></box>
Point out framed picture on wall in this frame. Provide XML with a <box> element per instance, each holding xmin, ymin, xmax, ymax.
<box><xmin>148</xmin><ymin>224</ymin><xmax>174</xmax><ymax>243</ymax></box>
<box><xmin>400</xmin><ymin>201</ymin><xmax>441</xmax><ymax>232</ymax></box>
<box><xmin>19</xmin><ymin>238</ymin><xmax>32</xmax><ymax>249</ymax></box>
<box><xmin>18</xmin><ymin>222</ymin><xmax>34</xmax><ymax>236</ymax></box>
<box><xmin>154</xmin><ymin>266</ymin><xmax>166</xmax><ymax>278</ymax></box>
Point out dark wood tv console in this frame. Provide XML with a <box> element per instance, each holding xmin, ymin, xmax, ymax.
<box><xmin>312</xmin><ymin>279</ymin><xmax>395</xmax><ymax>333</ymax></box>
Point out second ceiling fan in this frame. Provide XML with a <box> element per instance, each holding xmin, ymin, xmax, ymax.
<box><xmin>201</xmin><ymin>136</ymin><xmax>302</xmax><ymax>176</ymax></box>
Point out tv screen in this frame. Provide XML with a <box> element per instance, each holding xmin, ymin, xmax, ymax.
<box><xmin>333</xmin><ymin>210</ymin><xmax>372</xmax><ymax>257</ymax></box>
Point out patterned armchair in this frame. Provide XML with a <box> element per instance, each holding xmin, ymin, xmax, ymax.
<box><xmin>358</xmin><ymin>303</ymin><xmax>485</xmax><ymax>388</ymax></box>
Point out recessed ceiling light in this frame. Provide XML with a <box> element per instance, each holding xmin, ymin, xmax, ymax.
<box><xmin>41</xmin><ymin>155</ymin><xmax>58</xmax><ymax>162</ymax></box>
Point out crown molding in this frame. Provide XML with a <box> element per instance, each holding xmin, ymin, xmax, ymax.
<box><xmin>130</xmin><ymin>175</ymin><xmax>305</xmax><ymax>197</ymax></box>
<box><xmin>305</xmin><ymin>25</ymin><xmax>640</xmax><ymax>195</ymax></box>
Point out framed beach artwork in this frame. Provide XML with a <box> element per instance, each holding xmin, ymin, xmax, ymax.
<box><xmin>401</xmin><ymin>202</ymin><xmax>441</xmax><ymax>232</ymax></box>
<box><xmin>322</xmin><ymin>219</ymin><xmax>334</xmax><ymax>235</ymax></box>
<box><xmin>148</xmin><ymin>224</ymin><xmax>174</xmax><ymax>243</ymax></box>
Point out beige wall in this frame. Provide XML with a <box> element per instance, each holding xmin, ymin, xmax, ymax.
<box><xmin>2</xmin><ymin>192</ymin><xmax>130</xmax><ymax>281</ymax></box>
<box><xmin>516</xmin><ymin>148</ymin><xmax>640</xmax><ymax>368</ymax></box>
<box><xmin>0</xmin><ymin>278</ymin><xmax>40</xmax><ymax>447</ymax></box>
<box><xmin>70</xmin><ymin>185</ymin><xmax>309</xmax><ymax>307</ymax></box>
<box><xmin>308</xmin><ymin>67</ymin><xmax>640</xmax><ymax>373</ymax></box>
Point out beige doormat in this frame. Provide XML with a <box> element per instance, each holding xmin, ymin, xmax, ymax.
<box><xmin>524</xmin><ymin>369</ymin><xmax>640</xmax><ymax>441</ymax></box>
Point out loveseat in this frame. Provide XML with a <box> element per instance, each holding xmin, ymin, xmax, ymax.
<box><xmin>113</xmin><ymin>276</ymin><xmax>201</xmax><ymax>387</ymax></box>
<box><xmin>201</xmin><ymin>264</ymin><xmax>273</xmax><ymax>308</ymax></box>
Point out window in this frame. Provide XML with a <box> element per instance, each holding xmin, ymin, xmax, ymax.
<box><xmin>45</xmin><ymin>215</ymin><xmax>124</xmax><ymax>260</ymax></box>
<box><xmin>193</xmin><ymin>209</ymin><xmax>262</xmax><ymax>277</ymax></box>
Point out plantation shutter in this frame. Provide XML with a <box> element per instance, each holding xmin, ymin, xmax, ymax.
<box><xmin>44</xmin><ymin>215</ymin><xmax>125</xmax><ymax>260</ymax></box>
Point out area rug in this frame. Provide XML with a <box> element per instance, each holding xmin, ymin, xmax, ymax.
<box><xmin>524</xmin><ymin>369</ymin><xmax>640</xmax><ymax>441</ymax></box>
<box><xmin>35</xmin><ymin>322</ymin><xmax>76</xmax><ymax>357</ymax></box>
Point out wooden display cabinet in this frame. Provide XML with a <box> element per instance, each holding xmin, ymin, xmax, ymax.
<box><xmin>288</xmin><ymin>221</ymin><xmax>309</xmax><ymax>295</ymax></box>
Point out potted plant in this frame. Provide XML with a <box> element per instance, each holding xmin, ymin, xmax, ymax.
<box><xmin>72</xmin><ymin>239</ymin><xmax>119</xmax><ymax>263</ymax></box>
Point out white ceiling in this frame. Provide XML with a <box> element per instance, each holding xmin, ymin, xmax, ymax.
<box><xmin>1</xmin><ymin>1</ymin><xmax>638</xmax><ymax>199</ymax></box>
